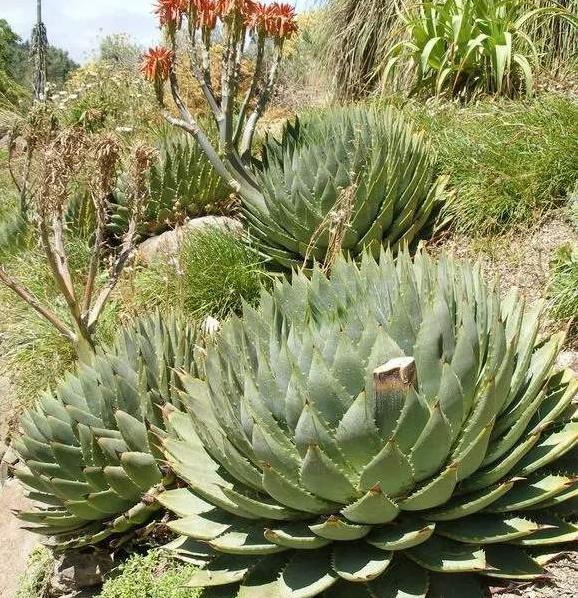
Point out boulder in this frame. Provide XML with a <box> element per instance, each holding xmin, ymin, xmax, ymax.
<box><xmin>49</xmin><ymin>551</ymin><xmax>115</xmax><ymax>596</ymax></box>
<box><xmin>136</xmin><ymin>216</ymin><xmax>243</xmax><ymax>265</ymax></box>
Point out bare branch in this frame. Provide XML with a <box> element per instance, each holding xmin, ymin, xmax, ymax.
<box><xmin>234</xmin><ymin>34</ymin><xmax>265</xmax><ymax>146</ymax></box>
<box><xmin>86</xmin><ymin>145</ymin><xmax>151</xmax><ymax>332</ymax></box>
<box><xmin>82</xmin><ymin>135</ymin><xmax>121</xmax><ymax>314</ymax></box>
<box><xmin>240</xmin><ymin>42</ymin><xmax>284</xmax><ymax>157</ymax></box>
<box><xmin>0</xmin><ymin>266</ymin><xmax>76</xmax><ymax>341</ymax></box>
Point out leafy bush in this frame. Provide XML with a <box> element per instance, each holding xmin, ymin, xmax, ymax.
<box><xmin>548</xmin><ymin>244</ymin><xmax>578</xmax><ymax>337</ymax></box>
<box><xmin>55</xmin><ymin>59</ymin><xmax>158</xmax><ymax>134</ymax></box>
<box><xmin>99</xmin><ymin>550</ymin><xmax>200</xmax><ymax>598</ymax></box>
<box><xmin>160</xmin><ymin>249</ymin><xmax>578</xmax><ymax>595</ymax></box>
<box><xmin>248</xmin><ymin>105</ymin><xmax>447</xmax><ymax>270</ymax></box>
<box><xmin>130</xmin><ymin>227</ymin><xmax>266</xmax><ymax>321</ymax></box>
<box><xmin>383</xmin><ymin>0</ymin><xmax>578</xmax><ymax>97</ymax></box>
<box><xmin>401</xmin><ymin>95</ymin><xmax>578</xmax><ymax>234</ymax></box>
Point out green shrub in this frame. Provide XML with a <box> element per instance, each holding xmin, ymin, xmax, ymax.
<box><xmin>401</xmin><ymin>95</ymin><xmax>578</xmax><ymax>234</ymax></box>
<box><xmin>99</xmin><ymin>550</ymin><xmax>200</xmax><ymax>598</ymax></box>
<box><xmin>383</xmin><ymin>0</ymin><xmax>578</xmax><ymax>98</ymax></box>
<box><xmin>548</xmin><ymin>244</ymin><xmax>578</xmax><ymax>337</ymax></box>
<box><xmin>15</xmin><ymin>546</ymin><xmax>54</xmax><ymax>598</ymax></box>
<box><xmin>130</xmin><ymin>227</ymin><xmax>266</xmax><ymax>321</ymax></box>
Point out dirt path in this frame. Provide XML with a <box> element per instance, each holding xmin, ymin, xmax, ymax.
<box><xmin>0</xmin><ymin>479</ymin><xmax>40</xmax><ymax>598</ymax></box>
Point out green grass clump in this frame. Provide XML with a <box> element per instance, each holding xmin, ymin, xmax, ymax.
<box><xmin>548</xmin><ymin>244</ymin><xmax>578</xmax><ymax>338</ymax></box>
<box><xmin>130</xmin><ymin>227</ymin><xmax>267</xmax><ymax>321</ymax></box>
<box><xmin>99</xmin><ymin>550</ymin><xmax>200</xmax><ymax>598</ymax></box>
<box><xmin>401</xmin><ymin>95</ymin><xmax>578</xmax><ymax>235</ymax></box>
<box><xmin>15</xmin><ymin>546</ymin><xmax>54</xmax><ymax>598</ymax></box>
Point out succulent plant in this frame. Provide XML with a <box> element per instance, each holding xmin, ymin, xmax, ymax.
<box><xmin>245</xmin><ymin>107</ymin><xmax>448</xmax><ymax>270</ymax></box>
<box><xmin>108</xmin><ymin>133</ymin><xmax>230</xmax><ymax>240</ymax></box>
<box><xmin>159</xmin><ymin>249</ymin><xmax>578</xmax><ymax>596</ymax></box>
<box><xmin>13</xmin><ymin>312</ymin><xmax>203</xmax><ymax>550</ymax></box>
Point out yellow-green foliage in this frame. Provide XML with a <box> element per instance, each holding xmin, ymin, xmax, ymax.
<box><xmin>99</xmin><ymin>551</ymin><xmax>200</xmax><ymax>598</ymax></box>
<box><xmin>15</xmin><ymin>547</ymin><xmax>54</xmax><ymax>598</ymax></box>
<box><xmin>56</xmin><ymin>59</ymin><xmax>159</xmax><ymax>135</ymax></box>
<box><xmin>401</xmin><ymin>95</ymin><xmax>578</xmax><ymax>234</ymax></box>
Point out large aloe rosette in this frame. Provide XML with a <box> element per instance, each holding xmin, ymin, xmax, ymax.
<box><xmin>160</xmin><ymin>250</ymin><xmax>578</xmax><ymax>596</ymax></box>
<box><xmin>13</xmin><ymin>313</ymin><xmax>203</xmax><ymax>550</ymax></box>
<box><xmin>244</xmin><ymin>107</ymin><xmax>448</xmax><ymax>270</ymax></box>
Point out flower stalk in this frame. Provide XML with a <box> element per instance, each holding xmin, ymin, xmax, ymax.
<box><xmin>141</xmin><ymin>0</ymin><xmax>298</xmax><ymax>203</ymax></box>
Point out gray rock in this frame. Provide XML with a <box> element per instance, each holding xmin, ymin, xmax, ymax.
<box><xmin>136</xmin><ymin>216</ymin><xmax>243</xmax><ymax>265</ymax></box>
<box><xmin>50</xmin><ymin>551</ymin><xmax>115</xmax><ymax>595</ymax></box>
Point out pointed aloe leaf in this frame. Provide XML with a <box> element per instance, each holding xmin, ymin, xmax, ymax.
<box><xmin>514</xmin><ymin>515</ymin><xmax>578</xmax><ymax>546</ymax></box>
<box><xmin>367</xmin><ymin>556</ymin><xmax>429</xmax><ymax>598</ymax></box>
<box><xmin>332</xmin><ymin>542</ymin><xmax>393</xmax><ymax>582</ymax></box>
<box><xmin>120</xmin><ymin>451</ymin><xmax>162</xmax><ymax>490</ymax></box>
<box><xmin>156</xmin><ymin>487</ymin><xmax>213</xmax><ymax>517</ymax></box>
<box><xmin>185</xmin><ymin>554</ymin><xmax>255</xmax><ymax>587</ymax></box>
<box><xmin>359</xmin><ymin>440</ymin><xmax>415</xmax><ymax>497</ymax></box>
<box><xmin>102</xmin><ymin>466</ymin><xmax>142</xmax><ymax>500</ymax></box>
<box><xmin>436</xmin><ymin>515</ymin><xmax>540</xmax><ymax>544</ymax></box>
<box><xmin>400</xmin><ymin>465</ymin><xmax>458</xmax><ymax>511</ymax></box>
<box><xmin>300</xmin><ymin>444</ymin><xmax>358</xmax><ymax>503</ymax></box>
<box><xmin>309</xmin><ymin>516</ymin><xmax>371</xmax><ymax>541</ymax></box>
<box><xmin>114</xmin><ymin>410</ymin><xmax>149</xmax><ymax>452</ymax></box>
<box><xmin>458</xmin><ymin>432</ymin><xmax>540</xmax><ymax>493</ymax></box>
<box><xmin>208</xmin><ymin>524</ymin><xmax>288</xmax><ymax>555</ymax></box>
<box><xmin>366</xmin><ymin>519</ymin><xmax>435</xmax><ymax>551</ymax></box>
<box><xmin>335</xmin><ymin>392</ymin><xmax>382</xmax><ymax>471</ymax></box>
<box><xmin>407</xmin><ymin>536</ymin><xmax>486</xmax><ymax>573</ymax></box>
<box><xmin>167</xmin><ymin>511</ymin><xmax>234</xmax><ymax>540</ymax></box>
<box><xmin>220</xmin><ymin>486</ymin><xmax>301</xmax><ymax>522</ymax></box>
<box><xmin>481</xmin><ymin>545</ymin><xmax>544</xmax><ymax>580</ymax></box>
<box><xmin>341</xmin><ymin>487</ymin><xmax>400</xmax><ymax>525</ymax></box>
<box><xmin>64</xmin><ymin>499</ymin><xmax>108</xmax><ymax>520</ymax></box>
<box><xmin>237</xmin><ymin>553</ymin><xmax>291</xmax><ymax>597</ymax></box>
<box><xmin>410</xmin><ymin>402</ymin><xmax>452</xmax><ymax>481</ymax></box>
<box><xmin>262</xmin><ymin>465</ymin><xmax>336</xmax><ymax>514</ymax></box>
<box><xmin>455</xmin><ymin>421</ymin><xmax>494</xmax><ymax>482</ymax></box>
<box><xmin>264</xmin><ymin>522</ymin><xmax>332</xmax><ymax>549</ymax></box>
<box><xmin>515</xmin><ymin>421</ymin><xmax>578</xmax><ymax>477</ymax></box>
<box><xmin>486</xmin><ymin>474</ymin><xmax>576</xmax><ymax>512</ymax></box>
<box><xmin>392</xmin><ymin>388</ymin><xmax>430</xmax><ymax>454</ymax></box>
<box><xmin>425</xmin><ymin>481</ymin><xmax>514</xmax><ymax>521</ymax></box>
<box><xmin>279</xmin><ymin>548</ymin><xmax>338</xmax><ymax>598</ymax></box>
<box><xmin>86</xmin><ymin>488</ymin><xmax>133</xmax><ymax>514</ymax></box>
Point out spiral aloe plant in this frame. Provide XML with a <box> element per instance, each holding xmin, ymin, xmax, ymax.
<box><xmin>247</xmin><ymin>107</ymin><xmax>448</xmax><ymax>270</ymax></box>
<box><xmin>159</xmin><ymin>249</ymin><xmax>578</xmax><ymax>596</ymax></box>
<box><xmin>13</xmin><ymin>312</ymin><xmax>203</xmax><ymax>550</ymax></box>
<box><xmin>109</xmin><ymin>133</ymin><xmax>230</xmax><ymax>240</ymax></box>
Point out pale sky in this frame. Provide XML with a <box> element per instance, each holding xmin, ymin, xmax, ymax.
<box><xmin>0</xmin><ymin>0</ymin><xmax>315</xmax><ymax>63</ymax></box>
